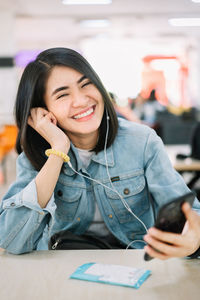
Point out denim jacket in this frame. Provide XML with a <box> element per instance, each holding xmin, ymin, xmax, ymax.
<box><xmin>1</xmin><ymin>119</ymin><xmax>199</xmax><ymax>254</ymax></box>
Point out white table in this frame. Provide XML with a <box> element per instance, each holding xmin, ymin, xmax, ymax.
<box><xmin>0</xmin><ymin>249</ymin><xmax>200</xmax><ymax>300</ymax></box>
<box><xmin>165</xmin><ymin>144</ymin><xmax>200</xmax><ymax>172</ymax></box>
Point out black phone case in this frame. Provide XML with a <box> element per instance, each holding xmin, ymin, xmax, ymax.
<box><xmin>144</xmin><ymin>192</ymin><xmax>195</xmax><ymax>261</ymax></box>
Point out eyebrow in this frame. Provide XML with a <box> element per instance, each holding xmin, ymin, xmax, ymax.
<box><xmin>51</xmin><ymin>75</ymin><xmax>87</xmax><ymax>96</ymax></box>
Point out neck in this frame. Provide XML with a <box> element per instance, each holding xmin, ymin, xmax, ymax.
<box><xmin>67</xmin><ymin>131</ymin><xmax>98</xmax><ymax>150</ymax></box>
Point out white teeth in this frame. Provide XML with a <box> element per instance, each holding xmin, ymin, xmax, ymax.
<box><xmin>73</xmin><ymin>107</ymin><xmax>94</xmax><ymax>119</ymax></box>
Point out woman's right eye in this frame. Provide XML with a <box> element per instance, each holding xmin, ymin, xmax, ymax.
<box><xmin>57</xmin><ymin>94</ymin><xmax>69</xmax><ymax>100</ymax></box>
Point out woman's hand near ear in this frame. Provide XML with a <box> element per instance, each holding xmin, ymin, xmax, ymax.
<box><xmin>28</xmin><ymin>107</ymin><xmax>70</xmax><ymax>153</ymax></box>
<box><xmin>28</xmin><ymin>108</ymin><xmax>71</xmax><ymax>208</ymax></box>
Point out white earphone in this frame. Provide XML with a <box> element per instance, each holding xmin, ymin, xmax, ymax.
<box><xmin>67</xmin><ymin>109</ymin><xmax>147</xmax><ymax>249</ymax></box>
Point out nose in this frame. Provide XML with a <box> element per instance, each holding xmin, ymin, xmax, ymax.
<box><xmin>71</xmin><ymin>88</ymin><xmax>88</xmax><ymax>107</ymax></box>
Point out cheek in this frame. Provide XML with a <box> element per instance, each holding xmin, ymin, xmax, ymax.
<box><xmin>89</xmin><ymin>87</ymin><xmax>103</xmax><ymax>101</ymax></box>
<box><xmin>94</xmin><ymin>92</ymin><xmax>104</xmax><ymax>108</ymax></box>
<box><xmin>98</xmin><ymin>97</ymin><xmax>104</xmax><ymax>113</ymax></box>
<box><xmin>50</xmin><ymin>102</ymin><xmax>70</xmax><ymax>117</ymax></box>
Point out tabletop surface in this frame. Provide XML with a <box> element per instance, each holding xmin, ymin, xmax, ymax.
<box><xmin>0</xmin><ymin>249</ymin><xmax>200</xmax><ymax>300</ymax></box>
<box><xmin>165</xmin><ymin>144</ymin><xmax>200</xmax><ymax>171</ymax></box>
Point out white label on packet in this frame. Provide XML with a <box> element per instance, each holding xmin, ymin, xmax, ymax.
<box><xmin>85</xmin><ymin>263</ymin><xmax>148</xmax><ymax>286</ymax></box>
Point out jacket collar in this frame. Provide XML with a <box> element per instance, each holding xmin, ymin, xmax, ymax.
<box><xmin>63</xmin><ymin>143</ymin><xmax>115</xmax><ymax>176</ymax></box>
<box><xmin>92</xmin><ymin>145</ymin><xmax>114</xmax><ymax>167</ymax></box>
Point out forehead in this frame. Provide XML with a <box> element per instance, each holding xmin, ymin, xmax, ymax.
<box><xmin>45</xmin><ymin>65</ymin><xmax>83</xmax><ymax>91</ymax></box>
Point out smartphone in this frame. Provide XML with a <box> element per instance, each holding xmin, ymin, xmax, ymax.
<box><xmin>144</xmin><ymin>192</ymin><xmax>196</xmax><ymax>261</ymax></box>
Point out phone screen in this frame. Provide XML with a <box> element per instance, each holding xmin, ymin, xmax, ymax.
<box><xmin>144</xmin><ymin>192</ymin><xmax>196</xmax><ymax>261</ymax></box>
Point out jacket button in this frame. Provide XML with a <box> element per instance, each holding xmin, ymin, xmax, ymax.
<box><xmin>108</xmin><ymin>214</ymin><xmax>113</xmax><ymax>218</ymax></box>
<box><xmin>123</xmin><ymin>188</ymin><xmax>130</xmax><ymax>195</ymax></box>
<box><xmin>77</xmin><ymin>217</ymin><xmax>81</xmax><ymax>221</ymax></box>
<box><xmin>57</xmin><ymin>190</ymin><xmax>63</xmax><ymax>197</ymax></box>
<box><xmin>10</xmin><ymin>202</ymin><xmax>15</xmax><ymax>207</ymax></box>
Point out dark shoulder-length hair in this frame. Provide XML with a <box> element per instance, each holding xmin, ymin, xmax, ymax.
<box><xmin>15</xmin><ymin>47</ymin><xmax>118</xmax><ymax>171</ymax></box>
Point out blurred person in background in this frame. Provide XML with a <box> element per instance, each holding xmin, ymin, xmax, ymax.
<box><xmin>109</xmin><ymin>92</ymin><xmax>141</xmax><ymax>123</ymax></box>
<box><xmin>131</xmin><ymin>89</ymin><xmax>165</xmax><ymax>127</ymax></box>
<box><xmin>130</xmin><ymin>89</ymin><xmax>166</xmax><ymax>137</ymax></box>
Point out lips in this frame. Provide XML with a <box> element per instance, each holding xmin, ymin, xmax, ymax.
<box><xmin>72</xmin><ymin>105</ymin><xmax>95</xmax><ymax>120</ymax></box>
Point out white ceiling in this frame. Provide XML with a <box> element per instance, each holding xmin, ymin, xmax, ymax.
<box><xmin>1</xmin><ymin>0</ymin><xmax>200</xmax><ymax>50</ymax></box>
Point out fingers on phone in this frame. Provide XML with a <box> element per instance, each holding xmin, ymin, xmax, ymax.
<box><xmin>150</xmin><ymin>228</ymin><xmax>184</xmax><ymax>247</ymax></box>
<box><xmin>182</xmin><ymin>203</ymin><xmax>200</xmax><ymax>229</ymax></box>
<box><xmin>144</xmin><ymin>245</ymin><xmax>169</xmax><ymax>260</ymax></box>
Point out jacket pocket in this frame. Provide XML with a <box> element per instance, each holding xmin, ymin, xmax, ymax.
<box><xmin>104</xmin><ymin>171</ymin><xmax>149</xmax><ymax>224</ymax></box>
<box><xmin>54</xmin><ymin>184</ymin><xmax>82</xmax><ymax>222</ymax></box>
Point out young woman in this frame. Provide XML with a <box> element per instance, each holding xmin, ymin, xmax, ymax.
<box><xmin>0</xmin><ymin>47</ymin><xmax>200</xmax><ymax>258</ymax></box>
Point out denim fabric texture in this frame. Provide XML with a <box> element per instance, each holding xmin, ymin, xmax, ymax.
<box><xmin>1</xmin><ymin>118</ymin><xmax>199</xmax><ymax>254</ymax></box>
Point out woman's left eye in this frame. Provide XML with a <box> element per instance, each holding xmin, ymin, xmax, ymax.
<box><xmin>57</xmin><ymin>93</ymin><xmax>69</xmax><ymax>100</ymax></box>
<box><xmin>81</xmin><ymin>81</ymin><xmax>92</xmax><ymax>88</ymax></box>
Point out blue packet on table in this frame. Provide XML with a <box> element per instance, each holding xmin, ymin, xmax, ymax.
<box><xmin>70</xmin><ymin>262</ymin><xmax>151</xmax><ymax>289</ymax></box>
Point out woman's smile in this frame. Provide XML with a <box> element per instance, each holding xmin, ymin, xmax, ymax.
<box><xmin>72</xmin><ymin>105</ymin><xmax>96</xmax><ymax>121</ymax></box>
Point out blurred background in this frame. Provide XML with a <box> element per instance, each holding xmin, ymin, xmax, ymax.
<box><xmin>1</xmin><ymin>0</ymin><xmax>200</xmax><ymax>197</ymax></box>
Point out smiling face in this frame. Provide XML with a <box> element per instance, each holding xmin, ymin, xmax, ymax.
<box><xmin>44</xmin><ymin>65</ymin><xmax>104</xmax><ymax>149</ymax></box>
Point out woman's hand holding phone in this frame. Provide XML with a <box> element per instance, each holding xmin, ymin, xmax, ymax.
<box><xmin>143</xmin><ymin>202</ymin><xmax>200</xmax><ymax>260</ymax></box>
<box><xmin>28</xmin><ymin>107</ymin><xmax>70</xmax><ymax>153</ymax></box>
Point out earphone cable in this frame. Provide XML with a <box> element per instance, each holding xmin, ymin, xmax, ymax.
<box><xmin>104</xmin><ymin>111</ymin><xmax>148</xmax><ymax>234</ymax></box>
<box><xmin>67</xmin><ymin>110</ymin><xmax>148</xmax><ymax>250</ymax></box>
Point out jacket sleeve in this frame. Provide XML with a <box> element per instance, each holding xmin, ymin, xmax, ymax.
<box><xmin>0</xmin><ymin>152</ymin><xmax>56</xmax><ymax>254</ymax></box>
<box><xmin>144</xmin><ymin>129</ymin><xmax>200</xmax><ymax>214</ymax></box>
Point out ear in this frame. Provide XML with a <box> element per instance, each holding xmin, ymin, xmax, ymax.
<box><xmin>48</xmin><ymin>111</ymin><xmax>57</xmax><ymax>126</ymax></box>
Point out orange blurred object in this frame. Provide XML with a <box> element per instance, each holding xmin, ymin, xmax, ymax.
<box><xmin>141</xmin><ymin>55</ymin><xmax>190</xmax><ymax>108</ymax></box>
<box><xmin>0</xmin><ymin>125</ymin><xmax>18</xmax><ymax>184</ymax></box>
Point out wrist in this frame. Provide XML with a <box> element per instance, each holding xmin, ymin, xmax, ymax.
<box><xmin>45</xmin><ymin>149</ymin><xmax>70</xmax><ymax>163</ymax></box>
<box><xmin>50</xmin><ymin>144</ymin><xmax>70</xmax><ymax>154</ymax></box>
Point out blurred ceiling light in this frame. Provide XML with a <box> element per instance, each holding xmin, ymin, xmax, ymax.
<box><xmin>80</xmin><ymin>19</ymin><xmax>110</xmax><ymax>28</ymax></box>
<box><xmin>169</xmin><ymin>18</ymin><xmax>200</xmax><ymax>26</ymax></box>
<box><xmin>62</xmin><ymin>0</ymin><xmax>112</xmax><ymax>5</ymax></box>
<box><xmin>191</xmin><ymin>0</ymin><xmax>200</xmax><ymax>3</ymax></box>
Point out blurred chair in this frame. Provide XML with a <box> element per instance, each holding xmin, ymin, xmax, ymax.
<box><xmin>175</xmin><ymin>122</ymin><xmax>200</xmax><ymax>201</ymax></box>
<box><xmin>156</xmin><ymin>110</ymin><xmax>198</xmax><ymax>144</ymax></box>
<box><xmin>0</xmin><ymin>124</ymin><xmax>18</xmax><ymax>184</ymax></box>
